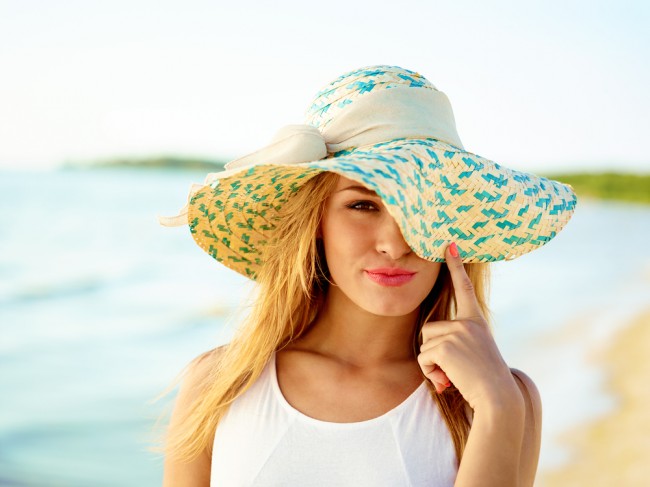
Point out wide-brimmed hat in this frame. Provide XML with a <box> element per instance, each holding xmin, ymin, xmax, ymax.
<box><xmin>158</xmin><ymin>65</ymin><xmax>577</xmax><ymax>281</ymax></box>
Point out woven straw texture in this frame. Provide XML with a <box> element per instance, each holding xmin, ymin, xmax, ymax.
<box><xmin>306</xmin><ymin>65</ymin><xmax>436</xmax><ymax>132</ymax></box>
<box><xmin>185</xmin><ymin>65</ymin><xmax>577</xmax><ymax>280</ymax></box>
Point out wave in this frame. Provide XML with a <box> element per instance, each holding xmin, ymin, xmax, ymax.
<box><xmin>0</xmin><ymin>270</ymin><xmax>156</xmax><ymax>307</ymax></box>
<box><xmin>4</xmin><ymin>279</ymin><xmax>107</xmax><ymax>305</ymax></box>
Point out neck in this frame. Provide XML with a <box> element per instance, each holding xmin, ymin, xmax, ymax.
<box><xmin>298</xmin><ymin>285</ymin><xmax>420</xmax><ymax>367</ymax></box>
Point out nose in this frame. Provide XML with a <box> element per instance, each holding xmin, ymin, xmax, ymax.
<box><xmin>376</xmin><ymin>212</ymin><xmax>413</xmax><ymax>260</ymax></box>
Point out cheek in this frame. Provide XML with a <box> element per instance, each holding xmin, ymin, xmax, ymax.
<box><xmin>409</xmin><ymin>262</ymin><xmax>443</xmax><ymax>303</ymax></box>
<box><xmin>321</xmin><ymin>216</ymin><xmax>372</xmax><ymax>273</ymax></box>
<box><xmin>324</xmin><ymin>227</ymin><xmax>365</xmax><ymax>264</ymax></box>
<box><xmin>422</xmin><ymin>262</ymin><xmax>442</xmax><ymax>285</ymax></box>
<box><xmin>322</xmin><ymin>209</ymin><xmax>370</xmax><ymax>243</ymax></box>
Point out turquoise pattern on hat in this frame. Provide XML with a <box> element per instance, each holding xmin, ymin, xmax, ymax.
<box><xmin>305</xmin><ymin>65</ymin><xmax>438</xmax><ymax>133</ymax></box>
<box><xmin>301</xmin><ymin>135</ymin><xmax>576</xmax><ymax>263</ymax></box>
<box><xmin>173</xmin><ymin>64</ymin><xmax>578</xmax><ymax>280</ymax></box>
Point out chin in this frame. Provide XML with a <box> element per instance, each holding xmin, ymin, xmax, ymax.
<box><xmin>362</xmin><ymin>289</ymin><xmax>426</xmax><ymax>317</ymax></box>
<box><xmin>363</xmin><ymin>301</ymin><xmax>421</xmax><ymax>318</ymax></box>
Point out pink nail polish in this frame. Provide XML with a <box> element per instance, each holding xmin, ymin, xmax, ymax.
<box><xmin>449</xmin><ymin>242</ymin><xmax>459</xmax><ymax>258</ymax></box>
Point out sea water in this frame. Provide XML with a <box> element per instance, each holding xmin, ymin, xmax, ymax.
<box><xmin>1</xmin><ymin>168</ymin><xmax>649</xmax><ymax>486</ymax></box>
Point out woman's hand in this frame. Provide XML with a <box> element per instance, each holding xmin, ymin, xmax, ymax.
<box><xmin>417</xmin><ymin>242</ymin><xmax>518</xmax><ymax>411</ymax></box>
<box><xmin>420</xmin><ymin>243</ymin><xmax>541</xmax><ymax>486</ymax></box>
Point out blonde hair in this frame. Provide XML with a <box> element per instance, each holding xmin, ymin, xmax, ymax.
<box><xmin>163</xmin><ymin>170</ymin><xmax>493</xmax><ymax>465</ymax></box>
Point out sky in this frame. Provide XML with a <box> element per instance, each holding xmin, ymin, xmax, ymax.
<box><xmin>1</xmin><ymin>0</ymin><xmax>648</xmax><ymax>173</ymax></box>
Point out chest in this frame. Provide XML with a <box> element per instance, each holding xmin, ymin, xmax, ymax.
<box><xmin>210</xmin><ymin>356</ymin><xmax>458</xmax><ymax>486</ymax></box>
<box><xmin>275</xmin><ymin>351</ymin><xmax>425</xmax><ymax>423</ymax></box>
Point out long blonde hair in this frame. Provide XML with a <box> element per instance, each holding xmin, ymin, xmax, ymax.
<box><xmin>164</xmin><ymin>170</ymin><xmax>493</xmax><ymax>465</ymax></box>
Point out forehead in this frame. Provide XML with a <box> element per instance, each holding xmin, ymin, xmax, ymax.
<box><xmin>331</xmin><ymin>174</ymin><xmax>379</xmax><ymax>196</ymax></box>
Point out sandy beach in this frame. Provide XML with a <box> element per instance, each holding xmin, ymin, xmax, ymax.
<box><xmin>538</xmin><ymin>306</ymin><xmax>650</xmax><ymax>486</ymax></box>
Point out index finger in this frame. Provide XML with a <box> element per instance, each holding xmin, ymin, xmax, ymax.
<box><xmin>445</xmin><ymin>242</ymin><xmax>484</xmax><ymax>321</ymax></box>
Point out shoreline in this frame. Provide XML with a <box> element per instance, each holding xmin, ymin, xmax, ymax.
<box><xmin>538</xmin><ymin>306</ymin><xmax>650</xmax><ymax>486</ymax></box>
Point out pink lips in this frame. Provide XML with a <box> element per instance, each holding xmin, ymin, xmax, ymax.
<box><xmin>365</xmin><ymin>268</ymin><xmax>416</xmax><ymax>287</ymax></box>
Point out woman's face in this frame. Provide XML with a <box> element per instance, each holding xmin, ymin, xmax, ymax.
<box><xmin>319</xmin><ymin>174</ymin><xmax>442</xmax><ymax>317</ymax></box>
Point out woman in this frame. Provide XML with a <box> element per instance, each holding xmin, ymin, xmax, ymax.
<box><xmin>158</xmin><ymin>65</ymin><xmax>577</xmax><ymax>486</ymax></box>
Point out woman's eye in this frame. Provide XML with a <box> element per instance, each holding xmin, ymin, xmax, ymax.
<box><xmin>346</xmin><ymin>200</ymin><xmax>378</xmax><ymax>211</ymax></box>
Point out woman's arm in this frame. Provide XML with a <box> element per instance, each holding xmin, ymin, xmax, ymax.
<box><xmin>417</xmin><ymin>244</ymin><xmax>543</xmax><ymax>486</ymax></box>
<box><xmin>163</xmin><ymin>348</ymin><xmax>224</xmax><ymax>487</ymax></box>
<box><xmin>454</xmin><ymin>368</ymin><xmax>542</xmax><ymax>486</ymax></box>
<box><xmin>510</xmin><ymin>368</ymin><xmax>543</xmax><ymax>485</ymax></box>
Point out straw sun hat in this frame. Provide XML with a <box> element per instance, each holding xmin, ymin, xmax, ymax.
<box><xmin>159</xmin><ymin>65</ymin><xmax>577</xmax><ymax>280</ymax></box>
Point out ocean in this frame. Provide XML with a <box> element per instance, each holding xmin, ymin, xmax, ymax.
<box><xmin>1</xmin><ymin>167</ymin><xmax>649</xmax><ymax>486</ymax></box>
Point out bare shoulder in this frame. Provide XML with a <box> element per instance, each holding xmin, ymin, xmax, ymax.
<box><xmin>186</xmin><ymin>345</ymin><xmax>227</xmax><ymax>387</ymax></box>
<box><xmin>510</xmin><ymin>368</ymin><xmax>542</xmax><ymax>486</ymax></box>
<box><xmin>162</xmin><ymin>345</ymin><xmax>228</xmax><ymax>487</ymax></box>
<box><xmin>510</xmin><ymin>368</ymin><xmax>542</xmax><ymax>424</ymax></box>
<box><xmin>174</xmin><ymin>344</ymin><xmax>228</xmax><ymax>422</ymax></box>
<box><xmin>174</xmin><ymin>345</ymin><xmax>227</xmax><ymax>404</ymax></box>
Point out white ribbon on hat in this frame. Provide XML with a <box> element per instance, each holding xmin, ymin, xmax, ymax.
<box><xmin>157</xmin><ymin>86</ymin><xmax>464</xmax><ymax>227</ymax></box>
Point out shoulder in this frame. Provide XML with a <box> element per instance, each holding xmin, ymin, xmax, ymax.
<box><xmin>162</xmin><ymin>345</ymin><xmax>228</xmax><ymax>487</ymax></box>
<box><xmin>175</xmin><ymin>345</ymin><xmax>227</xmax><ymax>404</ymax></box>
<box><xmin>185</xmin><ymin>345</ymin><xmax>227</xmax><ymax>388</ymax></box>
<box><xmin>509</xmin><ymin>368</ymin><xmax>542</xmax><ymax>486</ymax></box>
<box><xmin>171</xmin><ymin>344</ymin><xmax>228</xmax><ymax>427</ymax></box>
<box><xmin>509</xmin><ymin>368</ymin><xmax>542</xmax><ymax>427</ymax></box>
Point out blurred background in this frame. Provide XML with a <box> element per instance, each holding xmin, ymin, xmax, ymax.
<box><xmin>1</xmin><ymin>1</ymin><xmax>648</xmax><ymax>485</ymax></box>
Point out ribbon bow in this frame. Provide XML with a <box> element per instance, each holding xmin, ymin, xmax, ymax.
<box><xmin>157</xmin><ymin>85</ymin><xmax>464</xmax><ymax>227</ymax></box>
<box><xmin>156</xmin><ymin>124</ymin><xmax>328</xmax><ymax>227</ymax></box>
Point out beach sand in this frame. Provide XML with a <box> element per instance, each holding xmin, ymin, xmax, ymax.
<box><xmin>539</xmin><ymin>306</ymin><xmax>650</xmax><ymax>486</ymax></box>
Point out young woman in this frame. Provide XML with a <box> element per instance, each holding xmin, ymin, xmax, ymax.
<box><xmin>158</xmin><ymin>65</ymin><xmax>577</xmax><ymax>486</ymax></box>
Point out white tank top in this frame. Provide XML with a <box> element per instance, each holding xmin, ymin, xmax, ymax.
<box><xmin>211</xmin><ymin>352</ymin><xmax>458</xmax><ymax>486</ymax></box>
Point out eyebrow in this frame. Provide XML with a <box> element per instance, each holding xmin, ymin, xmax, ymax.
<box><xmin>336</xmin><ymin>185</ymin><xmax>379</xmax><ymax>196</ymax></box>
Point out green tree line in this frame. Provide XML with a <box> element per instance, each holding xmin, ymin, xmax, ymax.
<box><xmin>543</xmin><ymin>172</ymin><xmax>650</xmax><ymax>205</ymax></box>
<box><xmin>63</xmin><ymin>157</ymin><xmax>649</xmax><ymax>205</ymax></box>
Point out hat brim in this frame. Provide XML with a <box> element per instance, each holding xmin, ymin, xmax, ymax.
<box><xmin>187</xmin><ymin>137</ymin><xmax>577</xmax><ymax>280</ymax></box>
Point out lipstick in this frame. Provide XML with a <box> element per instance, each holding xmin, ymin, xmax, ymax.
<box><xmin>365</xmin><ymin>269</ymin><xmax>416</xmax><ymax>287</ymax></box>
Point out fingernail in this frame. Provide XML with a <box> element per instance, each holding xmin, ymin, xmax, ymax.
<box><xmin>444</xmin><ymin>381</ymin><xmax>451</xmax><ymax>388</ymax></box>
<box><xmin>449</xmin><ymin>242</ymin><xmax>459</xmax><ymax>258</ymax></box>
